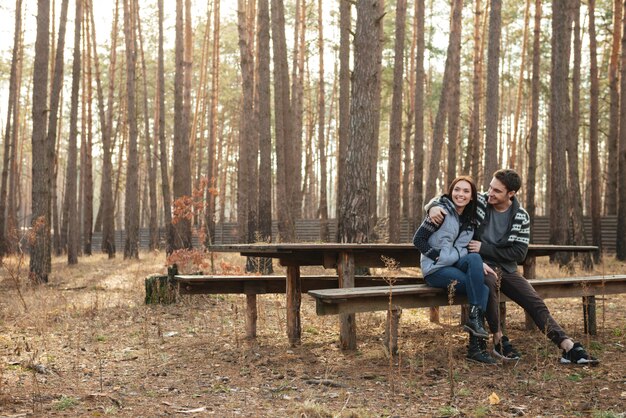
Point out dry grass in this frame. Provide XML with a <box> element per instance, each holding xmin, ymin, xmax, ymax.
<box><xmin>0</xmin><ymin>252</ymin><xmax>625</xmax><ymax>417</ymax></box>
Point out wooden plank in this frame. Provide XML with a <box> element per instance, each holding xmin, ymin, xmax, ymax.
<box><xmin>309</xmin><ymin>276</ymin><xmax>626</xmax><ymax>316</ymax></box>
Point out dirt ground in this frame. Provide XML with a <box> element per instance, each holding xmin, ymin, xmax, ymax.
<box><xmin>0</xmin><ymin>251</ymin><xmax>625</xmax><ymax>417</ymax></box>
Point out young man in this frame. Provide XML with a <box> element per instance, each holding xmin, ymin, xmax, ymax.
<box><xmin>428</xmin><ymin>169</ymin><xmax>599</xmax><ymax>365</ymax></box>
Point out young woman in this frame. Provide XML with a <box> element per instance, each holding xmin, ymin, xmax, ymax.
<box><xmin>413</xmin><ymin>176</ymin><xmax>496</xmax><ymax>364</ymax></box>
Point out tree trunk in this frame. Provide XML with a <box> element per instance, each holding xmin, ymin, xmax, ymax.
<box><xmin>237</xmin><ymin>0</ymin><xmax>254</xmax><ymax>245</ymax></box>
<box><xmin>271</xmin><ymin>0</ymin><xmax>295</xmax><ymax>241</ymax></box>
<box><xmin>336</xmin><ymin>0</ymin><xmax>351</xmax><ymax>241</ymax></box>
<box><xmin>65</xmin><ymin>0</ymin><xmax>82</xmax><ymax>265</ymax></box>
<box><xmin>0</xmin><ymin>0</ymin><xmax>25</xmax><ymax>256</ymax></box>
<box><xmin>317</xmin><ymin>0</ymin><xmax>329</xmax><ymax>242</ymax></box>
<box><xmin>483</xmin><ymin>0</ymin><xmax>501</xmax><ymax>188</ymax></box>
<box><xmin>465</xmin><ymin>0</ymin><xmax>484</xmax><ymax>182</ymax></box>
<box><xmin>588</xmin><ymin>0</ymin><xmax>602</xmax><ymax>262</ymax></box>
<box><xmin>550</xmin><ymin>0</ymin><xmax>572</xmax><ymax>265</ymax></box>
<box><xmin>172</xmin><ymin>0</ymin><xmax>193</xmax><ymax>251</ymax></box>
<box><xmin>205</xmin><ymin>0</ymin><xmax>220</xmax><ymax>248</ymax></box>
<box><xmin>83</xmin><ymin>0</ymin><xmax>93</xmax><ymax>256</ymax></box>
<box><xmin>412</xmin><ymin>0</ymin><xmax>425</xmax><ymax>228</ymax></box>
<box><xmin>339</xmin><ymin>0</ymin><xmax>382</xmax><ymax>245</ymax></box>
<box><xmin>617</xmin><ymin>0</ymin><xmax>626</xmax><ymax>259</ymax></box>
<box><xmin>135</xmin><ymin>0</ymin><xmax>158</xmax><ymax>251</ymax></box>
<box><xmin>30</xmin><ymin>0</ymin><xmax>51</xmax><ymax>282</ymax></box>
<box><xmin>445</xmin><ymin>0</ymin><xmax>462</xmax><ymax>185</ymax></box>
<box><xmin>425</xmin><ymin>0</ymin><xmax>462</xmax><ymax>202</ymax></box>
<box><xmin>123</xmin><ymin>0</ymin><xmax>140</xmax><ymax>259</ymax></box>
<box><xmin>256</xmin><ymin>0</ymin><xmax>273</xmax><ymax>272</ymax></box>
<box><xmin>526</xmin><ymin>0</ymin><xmax>541</xmax><ymax>254</ymax></box>
<box><xmin>157</xmin><ymin>0</ymin><xmax>173</xmax><ymax>254</ymax></box>
<box><xmin>387</xmin><ymin>0</ymin><xmax>406</xmax><ymax>243</ymax></box>
<box><xmin>605</xmin><ymin>0</ymin><xmax>621</xmax><ymax>215</ymax></box>
<box><xmin>568</xmin><ymin>0</ymin><xmax>592</xmax><ymax>269</ymax></box>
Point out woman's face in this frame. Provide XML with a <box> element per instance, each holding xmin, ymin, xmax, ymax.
<box><xmin>451</xmin><ymin>180</ymin><xmax>473</xmax><ymax>211</ymax></box>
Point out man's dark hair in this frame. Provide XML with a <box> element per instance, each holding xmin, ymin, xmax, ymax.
<box><xmin>494</xmin><ymin>169</ymin><xmax>522</xmax><ymax>193</ymax></box>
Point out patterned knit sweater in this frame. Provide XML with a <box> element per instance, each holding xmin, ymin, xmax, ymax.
<box><xmin>473</xmin><ymin>193</ymin><xmax>530</xmax><ymax>273</ymax></box>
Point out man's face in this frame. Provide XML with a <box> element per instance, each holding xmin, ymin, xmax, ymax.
<box><xmin>487</xmin><ymin>177</ymin><xmax>515</xmax><ymax>209</ymax></box>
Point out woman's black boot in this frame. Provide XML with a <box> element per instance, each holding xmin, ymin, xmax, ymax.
<box><xmin>464</xmin><ymin>305</ymin><xmax>489</xmax><ymax>338</ymax></box>
<box><xmin>467</xmin><ymin>335</ymin><xmax>497</xmax><ymax>365</ymax></box>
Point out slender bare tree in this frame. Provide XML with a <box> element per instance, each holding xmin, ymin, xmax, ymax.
<box><xmin>123</xmin><ymin>0</ymin><xmax>139</xmax><ymax>258</ymax></box>
<box><xmin>387</xmin><ymin>0</ymin><xmax>406</xmax><ymax>242</ymax></box>
<box><xmin>483</xmin><ymin>0</ymin><xmax>501</xmax><ymax>188</ymax></box>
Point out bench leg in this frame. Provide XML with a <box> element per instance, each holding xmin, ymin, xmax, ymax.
<box><xmin>384</xmin><ymin>309</ymin><xmax>401</xmax><ymax>356</ymax></box>
<box><xmin>246</xmin><ymin>294</ymin><xmax>257</xmax><ymax>339</ymax></box>
<box><xmin>583</xmin><ymin>295</ymin><xmax>597</xmax><ymax>335</ymax></box>
<box><xmin>286</xmin><ymin>265</ymin><xmax>301</xmax><ymax>346</ymax></box>
<box><xmin>499</xmin><ymin>302</ymin><xmax>507</xmax><ymax>334</ymax></box>
<box><xmin>525</xmin><ymin>312</ymin><xmax>534</xmax><ymax>330</ymax></box>
<box><xmin>429</xmin><ymin>307</ymin><xmax>440</xmax><ymax>323</ymax></box>
<box><xmin>338</xmin><ymin>252</ymin><xmax>357</xmax><ymax>350</ymax></box>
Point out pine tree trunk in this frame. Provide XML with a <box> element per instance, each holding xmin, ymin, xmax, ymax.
<box><xmin>605</xmin><ymin>0</ymin><xmax>621</xmax><ymax>215</ymax></box>
<box><xmin>412</xmin><ymin>0</ymin><xmax>425</xmax><ymax>228</ymax></box>
<box><xmin>66</xmin><ymin>0</ymin><xmax>82</xmax><ymax>265</ymax></box>
<box><xmin>256</xmin><ymin>0</ymin><xmax>273</xmax><ymax>272</ymax></box>
<box><xmin>271</xmin><ymin>0</ymin><xmax>295</xmax><ymax>241</ymax></box>
<box><xmin>483</xmin><ymin>0</ymin><xmax>501</xmax><ymax>187</ymax></box>
<box><xmin>336</xmin><ymin>0</ymin><xmax>351</xmax><ymax>240</ymax></box>
<box><xmin>157</xmin><ymin>0</ymin><xmax>173</xmax><ymax>254</ymax></box>
<box><xmin>317</xmin><ymin>0</ymin><xmax>329</xmax><ymax>243</ymax></box>
<box><xmin>123</xmin><ymin>0</ymin><xmax>140</xmax><ymax>259</ymax></box>
<box><xmin>171</xmin><ymin>0</ymin><xmax>192</xmax><ymax>251</ymax></box>
<box><xmin>588</xmin><ymin>0</ymin><xmax>602</xmax><ymax>262</ymax></box>
<box><xmin>550</xmin><ymin>0</ymin><xmax>572</xmax><ymax>265</ymax></box>
<box><xmin>387</xmin><ymin>0</ymin><xmax>406</xmax><ymax>243</ymax></box>
<box><xmin>29</xmin><ymin>0</ymin><xmax>51</xmax><ymax>282</ymax></box>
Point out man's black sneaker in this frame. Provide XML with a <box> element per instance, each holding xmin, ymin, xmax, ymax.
<box><xmin>560</xmin><ymin>342</ymin><xmax>600</xmax><ymax>365</ymax></box>
<box><xmin>492</xmin><ymin>336</ymin><xmax>521</xmax><ymax>361</ymax></box>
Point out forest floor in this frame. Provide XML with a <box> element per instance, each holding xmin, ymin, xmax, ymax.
<box><xmin>0</xmin><ymin>250</ymin><xmax>625</xmax><ymax>417</ymax></box>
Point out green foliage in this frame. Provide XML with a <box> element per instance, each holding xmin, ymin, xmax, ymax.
<box><xmin>437</xmin><ymin>405</ymin><xmax>460</xmax><ymax>417</ymax></box>
<box><xmin>54</xmin><ymin>395</ymin><xmax>79</xmax><ymax>411</ymax></box>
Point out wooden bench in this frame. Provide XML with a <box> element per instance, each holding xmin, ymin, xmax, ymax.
<box><xmin>308</xmin><ymin>275</ymin><xmax>626</xmax><ymax>353</ymax></box>
<box><xmin>145</xmin><ymin>268</ymin><xmax>423</xmax><ymax>338</ymax></box>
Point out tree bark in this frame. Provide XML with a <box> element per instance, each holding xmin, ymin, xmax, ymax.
<box><xmin>550</xmin><ymin>0</ymin><xmax>572</xmax><ymax>265</ymax></box>
<box><xmin>336</xmin><ymin>0</ymin><xmax>351</xmax><ymax>241</ymax></box>
<box><xmin>172</xmin><ymin>0</ymin><xmax>193</xmax><ymax>251</ymax></box>
<box><xmin>123</xmin><ymin>0</ymin><xmax>140</xmax><ymax>258</ymax></box>
<box><xmin>387</xmin><ymin>0</ymin><xmax>406</xmax><ymax>243</ymax></box>
<box><xmin>65</xmin><ymin>0</ymin><xmax>82</xmax><ymax>265</ymax></box>
<box><xmin>412</xmin><ymin>0</ymin><xmax>425</xmax><ymax>228</ymax></box>
<box><xmin>483</xmin><ymin>0</ymin><xmax>501</xmax><ymax>187</ymax></box>
<box><xmin>317</xmin><ymin>0</ymin><xmax>329</xmax><ymax>242</ymax></box>
<box><xmin>588</xmin><ymin>0</ymin><xmax>602</xmax><ymax>262</ymax></box>
<box><xmin>271</xmin><ymin>0</ymin><xmax>295</xmax><ymax>241</ymax></box>
<box><xmin>605</xmin><ymin>0</ymin><xmax>621</xmax><ymax>215</ymax></box>
<box><xmin>617</xmin><ymin>0</ymin><xmax>626</xmax><ymax>259</ymax></box>
<box><xmin>157</xmin><ymin>0</ymin><xmax>173</xmax><ymax>254</ymax></box>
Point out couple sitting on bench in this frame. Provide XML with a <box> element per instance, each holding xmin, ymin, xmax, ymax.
<box><xmin>413</xmin><ymin>169</ymin><xmax>599</xmax><ymax>365</ymax></box>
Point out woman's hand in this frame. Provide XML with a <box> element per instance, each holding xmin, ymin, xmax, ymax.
<box><xmin>483</xmin><ymin>263</ymin><xmax>496</xmax><ymax>277</ymax></box>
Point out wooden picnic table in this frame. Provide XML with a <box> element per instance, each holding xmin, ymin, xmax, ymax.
<box><xmin>208</xmin><ymin>243</ymin><xmax>598</xmax><ymax>347</ymax></box>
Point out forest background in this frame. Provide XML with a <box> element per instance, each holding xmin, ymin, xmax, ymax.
<box><xmin>0</xmin><ymin>0</ymin><xmax>624</xmax><ymax>279</ymax></box>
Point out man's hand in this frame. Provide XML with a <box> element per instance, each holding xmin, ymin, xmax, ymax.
<box><xmin>428</xmin><ymin>206</ymin><xmax>447</xmax><ymax>225</ymax></box>
<box><xmin>468</xmin><ymin>240</ymin><xmax>482</xmax><ymax>253</ymax></box>
<box><xmin>483</xmin><ymin>263</ymin><xmax>496</xmax><ymax>277</ymax></box>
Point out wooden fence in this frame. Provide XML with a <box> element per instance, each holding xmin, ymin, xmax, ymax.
<box><xmin>91</xmin><ymin>216</ymin><xmax>617</xmax><ymax>252</ymax></box>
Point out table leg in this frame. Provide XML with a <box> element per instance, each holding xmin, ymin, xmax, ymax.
<box><xmin>338</xmin><ymin>252</ymin><xmax>356</xmax><ymax>350</ymax></box>
<box><xmin>286</xmin><ymin>265</ymin><xmax>301</xmax><ymax>346</ymax></box>
<box><xmin>246</xmin><ymin>295</ymin><xmax>257</xmax><ymax>338</ymax></box>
